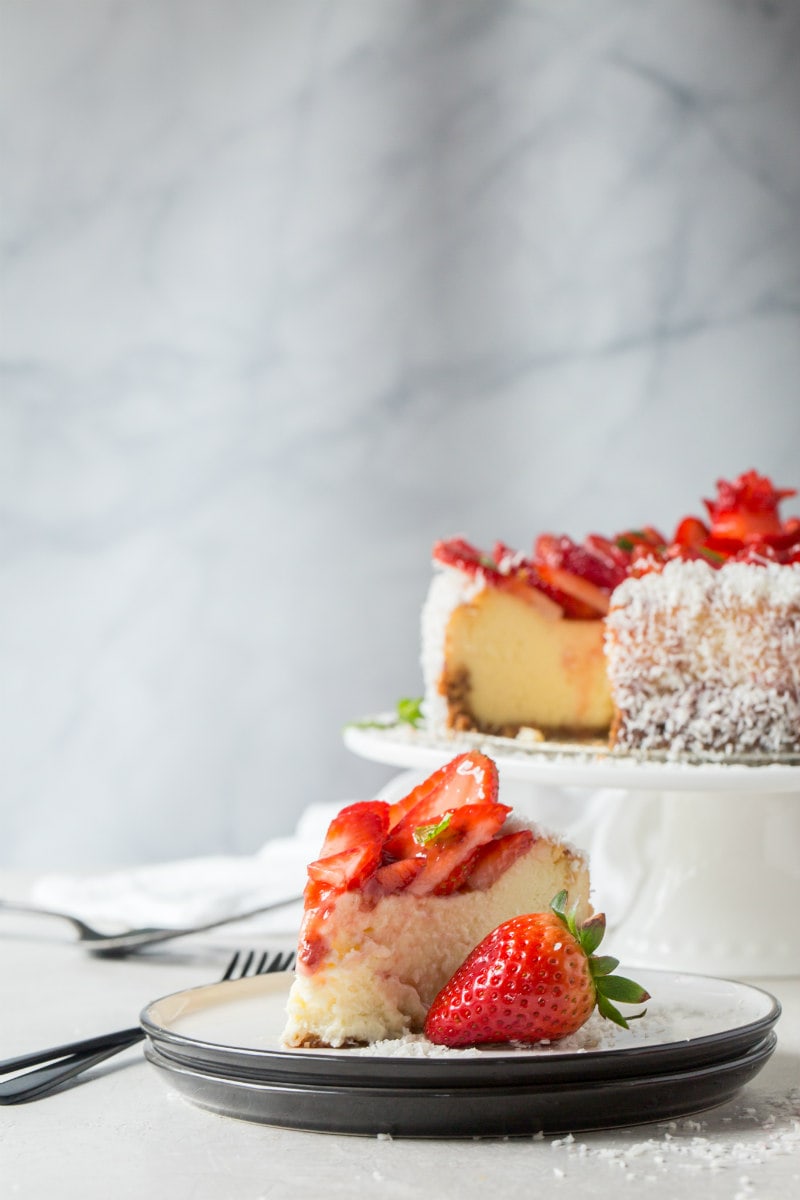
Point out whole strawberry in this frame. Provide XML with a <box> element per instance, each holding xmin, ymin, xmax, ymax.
<box><xmin>424</xmin><ymin>891</ymin><xmax>649</xmax><ymax>1047</ymax></box>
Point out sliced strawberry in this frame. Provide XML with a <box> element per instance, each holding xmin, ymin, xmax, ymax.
<box><xmin>308</xmin><ymin>800</ymin><xmax>389</xmax><ymax>891</ymax></box>
<box><xmin>615</xmin><ymin>527</ymin><xmax>667</xmax><ymax>553</ymax></box>
<box><xmin>388</xmin><ymin>760</ymin><xmax>458</xmax><ymax>830</ymax></box>
<box><xmin>704</xmin><ymin>471</ymin><xmax>796</xmax><ymax>541</ymax></box>
<box><xmin>432</xmin><ymin>538</ymin><xmax>502</xmax><ymax>583</ymax></box>
<box><xmin>731</xmin><ymin>543</ymin><xmax>781</xmax><ymax>565</ymax></box>
<box><xmin>462</xmin><ymin>828</ymin><xmax>535</xmax><ymax>891</ymax></box>
<box><xmin>543</xmin><ymin>536</ymin><xmax>629</xmax><ymax>591</ymax></box>
<box><xmin>317</xmin><ymin>800</ymin><xmax>389</xmax><ymax>858</ymax></box>
<box><xmin>708</xmin><ymin>509</ymin><xmax>784</xmax><ymax>541</ymax></box>
<box><xmin>431</xmin><ymin>847</ymin><xmax>484</xmax><ymax>895</ymax></box>
<box><xmin>533</xmin><ymin>533</ymin><xmax>566</xmax><ymax>568</ymax></box>
<box><xmin>520</xmin><ymin>563</ymin><xmax>600</xmax><ymax>619</ymax></box>
<box><xmin>673</xmin><ymin>516</ymin><xmax>710</xmax><ymax>549</ymax></box>
<box><xmin>497</xmin><ymin>570</ymin><xmax>565</xmax><ymax>620</ymax></box>
<box><xmin>365</xmin><ymin>857</ymin><xmax>425</xmax><ymax>897</ymax></box>
<box><xmin>583</xmin><ymin>534</ymin><xmax>631</xmax><ymax>573</ymax></box>
<box><xmin>664</xmin><ymin>542</ymin><xmax>727</xmax><ymax>566</ymax></box>
<box><xmin>307</xmin><ymin>844</ymin><xmax>381</xmax><ymax>889</ymax></box>
<box><xmin>492</xmin><ymin>540</ymin><xmax>524</xmax><ymax>571</ymax></box>
<box><xmin>384</xmin><ymin>752</ymin><xmax>499</xmax><ymax>859</ymax></box>
<box><xmin>535</xmin><ymin>562</ymin><xmax>611</xmax><ymax>616</ymax></box>
<box><xmin>523</xmin><ymin>568</ymin><xmax>588</xmax><ymax>616</ymax></box>
<box><xmin>406</xmin><ymin>803</ymin><xmax>511</xmax><ymax>896</ymax></box>
<box><xmin>568</xmin><ymin>545</ymin><xmax>626</xmax><ymax>590</ymax></box>
<box><xmin>435</xmin><ymin>538</ymin><xmax>567</xmax><ymax>619</ymax></box>
<box><xmin>753</xmin><ymin>518</ymin><xmax>800</xmax><ymax>554</ymax></box>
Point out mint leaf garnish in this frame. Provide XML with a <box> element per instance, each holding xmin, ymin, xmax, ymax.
<box><xmin>413</xmin><ymin>813</ymin><xmax>452</xmax><ymax>847</ymax></box>
<box><xmin>396</xmin><ymin>697</ymin><xmax>424</xmax><ymax>727</ymax></box>
<box><xmin>347</xmin><ymin>696</ymin><xmax>424</xmax><ymax>731</ymax></box>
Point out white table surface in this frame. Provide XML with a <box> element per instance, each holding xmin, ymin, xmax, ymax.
<box><xmin>2</xmin><ymin>871</ymin><xmax>799</xmax><ymax>1200</ymax></box>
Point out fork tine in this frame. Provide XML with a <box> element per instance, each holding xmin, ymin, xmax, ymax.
<box><xmin>221</xmin><ymin>950</ymin><xmax>243</xmax><ymax>981</ymax></box>
<box><xmin>223</xmin><ymin>948</ymin><xmax>296</xmax><ymax>981</ymax></box>
<box><xmin>266</xmin><ymin>950</ymin><xmax>296</xmax><ymax>973</ymax></box>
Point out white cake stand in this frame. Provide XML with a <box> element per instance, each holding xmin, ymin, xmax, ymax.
<box><xmin>344</xmin><ymin>722</ymin><xmax>800</xmax><ymax>979</ymax></box>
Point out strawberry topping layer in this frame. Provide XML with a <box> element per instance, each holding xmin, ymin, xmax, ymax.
<box><xmin>297</xmin><ymin>753</ymin><xmax>534</xmax><ymax>972</ymax></box>
<box><xmin>433</xmin><ymin>471</ymin><xmax>799</xmax><ymax>620</ymax></box>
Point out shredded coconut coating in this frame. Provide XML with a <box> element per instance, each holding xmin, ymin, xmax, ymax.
<box><xmin>605</xmin><ymin>560</ymin><xmax>800</xmax><ymax>756</ymax></box>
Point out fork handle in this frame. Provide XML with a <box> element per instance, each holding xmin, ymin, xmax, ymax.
<box><xmin>0</xmin><ymin>1027</ymin><xmax>144</xmax><ymax>1104</ymax></box>
<box><xmin>1</xmin><ymin>1025</ymin><xmax>143</xmax><ymax>1074</ymax></box>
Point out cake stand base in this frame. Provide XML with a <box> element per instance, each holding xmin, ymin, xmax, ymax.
<box><xmin>605</xmin><ymin>789</ymin><xmax>800</xmax><ymax>978</ymax></box>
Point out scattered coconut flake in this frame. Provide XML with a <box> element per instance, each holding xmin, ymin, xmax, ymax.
<box><xmin>345</xmin><ymin>993</ymin><xmax>732</xmax><ymax>1058</ymax></box>
<box><xmin>542</xmin><ymin>1088</ymin><xmax>800</xmax><ymax>1175</ymax></box>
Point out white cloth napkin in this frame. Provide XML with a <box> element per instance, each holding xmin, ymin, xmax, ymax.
<box><xmin>31</xmin><ymin>803</ymin><xmax>341</xmax><ymax>937</ymax></box>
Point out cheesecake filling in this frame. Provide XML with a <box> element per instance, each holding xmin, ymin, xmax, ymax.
<box><xmin>422</xmin><ymin>568</ymin><xmax>611</xmax><ymax>737</ymax></box>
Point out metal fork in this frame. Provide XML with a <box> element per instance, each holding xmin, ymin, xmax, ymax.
<box><xmin>0</xmin><ymin>896</ymin><xmax>303</xmax><ymax>955</ymax></box>
<box><xmin>0</xmin><ymin>946</ymin><xmax>296</xmax><ymax>1104</ymax></box>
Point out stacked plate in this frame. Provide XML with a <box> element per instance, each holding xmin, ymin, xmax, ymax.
<box><xmin>141</xmin><ymin>969</ymin><xmax>779</xmax><ymax>1138</ymax></box>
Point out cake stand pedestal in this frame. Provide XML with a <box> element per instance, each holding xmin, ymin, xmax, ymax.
<box><xmin>344</xmin><ymin>722</ymin><xmax>800</xmax><ymax>978</ymax></box>
<box><xmin>603</xmin><ymin>787</ymin><xmax>800</xmax><ymax>977</ymax></box>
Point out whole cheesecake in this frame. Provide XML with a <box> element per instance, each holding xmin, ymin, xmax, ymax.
<box><xmin>421</xmin><ymin>471</ymin><xmax>800</xmax><ymax>756</ymax></box>
<box><xmin>282</xmin><ymin>752</ymin><xmax>590</xmax><ymax>1048</ymax></box>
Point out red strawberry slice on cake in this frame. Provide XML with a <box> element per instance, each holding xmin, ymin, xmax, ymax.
<box><xmin>384</xmin><ymin>752</ymin><xmax>499</xmax><ymax>859</ymax></box>
<box><xmin>407</xmin><ymin>802</ymin><xmax>512</xmax><ymax>896</ymax></box>
<box><xmin>462</xmin><ymin>828</ymin><xmax>536</xmax><ymax>891</ymax></box>
<box><xmin>306</xmin><ymin>801</ymin><xmax>389</xmax><ymax>891</ymax></box>
<box><xmin>705</xmin><ymin>470</ymin><xmax>796</xmax><ymax>542</ymax></box>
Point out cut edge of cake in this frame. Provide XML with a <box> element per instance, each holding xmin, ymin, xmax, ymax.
<box><xmin>421</xmin><ymin>565</ymin><xmax>612</xmax><ymax>739</ymax></box>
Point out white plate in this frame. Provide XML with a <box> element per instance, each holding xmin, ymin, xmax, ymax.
<box><xmin>144</xmin><ymin>1036</ymin><xmax>776</xmax><ymax>1137</ymax></box>
<box><xmin>141</xmin><ymin>971</ymin><xmax>780</xmax><ymax>1136</ymax></box>
<box><xmin>344</xmin><ymin>719</ymin><xmax>800</xmax><ymax>793</ymax></box>
<box><xmin>141</xmin><ymin>969</ymin><xmax>780</xmax><ymax>1087</ymax></box>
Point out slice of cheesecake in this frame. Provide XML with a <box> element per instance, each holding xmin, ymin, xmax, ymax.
<box><xmin>282</xmin><ymin>752</ymin><xmax>590</xmax><ymax>1048</ymax></box>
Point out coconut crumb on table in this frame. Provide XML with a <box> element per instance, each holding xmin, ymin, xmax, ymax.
<box><xmin>544</xmin><ymin>1088</ymin><xmax>800</xmax><ymax>1178</ymax></box>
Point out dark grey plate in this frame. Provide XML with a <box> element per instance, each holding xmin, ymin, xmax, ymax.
<box><xmin>144</xmin><ymin>1032</ymin><xmax>777</xmax><ymax>1137</ymax></box>
<box><xmin>140</xmin><ymin>969</ymin><xmax>781</xmax><ymax>1089</ymax></box>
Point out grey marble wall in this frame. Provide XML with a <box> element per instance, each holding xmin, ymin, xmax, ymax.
<box><xmin>2</xmin><ymin>0</ymin><xmax>799</xmax><ymax>867</ymax></box>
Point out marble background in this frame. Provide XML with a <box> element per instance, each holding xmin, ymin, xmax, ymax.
<box><xmin>2</xmin><ymin>0</ymin><xmax>799</xmax><ymax>868</ymax></box>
